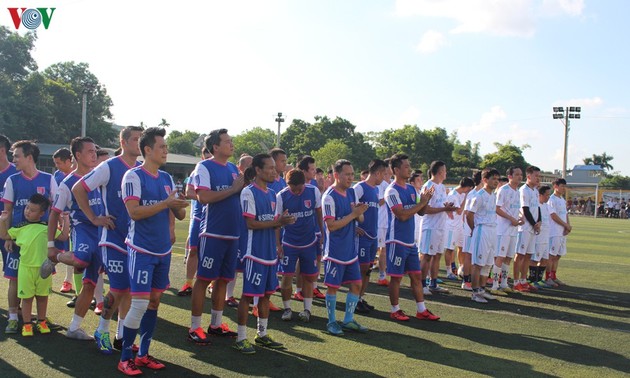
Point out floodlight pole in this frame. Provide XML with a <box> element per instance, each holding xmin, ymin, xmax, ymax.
<box><xmin>275</xmin><ymin>112</ymin><xmax>285</xmax><ymax>147</ymax></box>
<box><xmin>553</xmin><ymin>106</ymin><xmax>580</xmax><ymax>179</ymax></box>
<box><xmin>81</xmin><ymin>89</ymin><xmax>88</xmax><ymax>137</ymax></box>
<box><xmin>563</xmin><ymin>111</ymin><xmax>570</xmax><ymax>179</ymax></box>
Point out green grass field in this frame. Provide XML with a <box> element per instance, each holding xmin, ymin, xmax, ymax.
<box><xmin>1</xmin><ymin>216</ymin><xmax>629</xmax><ymax>377</ymax></box>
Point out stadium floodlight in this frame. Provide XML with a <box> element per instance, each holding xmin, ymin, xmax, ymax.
<box><xmin>552</xmin><ymin>106</ymin><xmax>582</xmax><ymax>179</ymax></box>
<box><xmin>275</xmin><ymin>112</ymin><xmax>285</xmax><ymax>147</ymax></box>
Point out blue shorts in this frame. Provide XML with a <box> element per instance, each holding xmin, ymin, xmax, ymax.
<box><xmin>242</xmin><ymin>258</ymin><xmax>279</xmax><ymax>297</ymax></box>
<box><xmin>3</xmin><ymin>246</ymin><xmax>19</xmax><ymax>280</ymax></box>
<box><xmin>386</xmin><ymin>243</ymin><xmax>421</xmax><ymax>277</ymax></box>
<box><xmin>187</xmin><ymin>218</ymin><xmax>201</xmax><ymax>251</ymax></box>
<box><xmin>358</xmin><ymin>237</ymin><xmax>378</xmax><ymax>265</ymax></box>
<box><xmin>55</xmin><ymin>239</ymin><xmax>69</xmax><ymax>252</ymax></box>
<box><xmin>278</xmin><ymin>244</ymin><xmax>318</xmax><ymax>276</ymax></box>
<box><xmin>101</xmin><ymin>246</ymin><xmax>130</xmax><ymax>292</ymax></box>
<box><xmin>197</xmin><ymin>237</ymin><xmax>237</xmax><ymax>282</ymax></box>
<box><xmin>323</xmin><ymin>260</ymin><xmax>361</xmax><ymax>288</ymax></box>
<box><xmin>127</xmin><ymin>247</ymin><xmax>171</xmax><ymax>296</ymax></box>
<box><xmin>72</xmin><ymin>226</ymin><xmax>102</xmax><ymax>286</ymax></box>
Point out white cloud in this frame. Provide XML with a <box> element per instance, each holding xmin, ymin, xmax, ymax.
<box><xmin>457</xmin><ymin>106</ymin><xmax>540</xmax><ymax>151</ymax></box>
<box><xmin>416</xmin><ymin>30</ymin><xmax>448</xmax><ymax>53</ymax></box>
<box><xmin>395</xmin><ymin>0</ymin><xmax>584</xmax><ymax>37</ymax></box>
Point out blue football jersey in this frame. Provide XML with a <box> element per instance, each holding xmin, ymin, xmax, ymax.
<box><xmin>268</xmin><ymin>176</ymin><xmax>287</xmax><ymax>194</ymax></box>
<box><xmin>122</xmin><ymin>167</ymin><xmax>174</xmax><ymax>256</ymax></box>
<box><xmin>276</xmin><ymin>184</ymin><xmax>321</xmax><ymax>248</ymax></box>
<box><xmin>322</xmin><ymin>187</ymin><xmax>358</xmax><ymax>264</ymax></box>
<box><xmin>0</xmin><ymin>163</ymin><xmax>18</xmax><ymax>213</ymax></box>
<box><xmin>52</xmin><ymin>173</ymin><xmax>103</xmax><ymax>229</ymax></box>
<box><xmin>241</xmin><ymin>184</ymin><xmax>277</xmax><ymax>264</ymax></box>
<box><xmin>80</xmin><ymin>156</ymin><xmax>140</xmax><ymax>252</ymax></box>
<box><xmin>352</xmin><ymin>181</ymin><xmax>380</xmax><ymax>239</ymax></box>
<box><xmin>194</xmin><ymin>159</ymin><xmax>241</xmax><ymax>239</ymax></box>
<box><xmin>2</xmin><ymin>171</ymin><xmax>56</xmax><ymax>226</ymax></box>
<box><xmin>384</xmin><ymin>182</ymin><xmax>418</xmax><ymax>247</ymax></box>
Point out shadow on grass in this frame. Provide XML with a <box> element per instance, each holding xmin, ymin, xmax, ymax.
<box><xmin>363</xmin><ymin>281</ymin><xmax>630</xmax><ymax>332</ymax></box>
<box><xmin>152</xmin><ymin>314</ymin><xmax>382</xmax><ymax>377</ymax></box>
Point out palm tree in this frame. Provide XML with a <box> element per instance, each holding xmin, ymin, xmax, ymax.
<box><xmin>158</xmin><ymin>118</ymin><xmax>170</xmax><ymax>128</ymax></box>
<box><xmin>583</xmin><ymin>153</ymin><xmax>614</xmax><ymax>171</ymax></box>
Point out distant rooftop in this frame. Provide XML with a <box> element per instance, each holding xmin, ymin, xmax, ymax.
<box><xmin>572</xmin><ymin>165</ymin><xmax>604</xmax><ymax>171</ymax></box>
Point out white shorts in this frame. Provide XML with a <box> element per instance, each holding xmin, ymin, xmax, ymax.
<box><xmin>496</xmin><ymin>234</ymin><xmax>517</xmax><ymax>258</ymax></box>
<box><xmin>419</xmin><ymin>229</ymin><xmax>445</xmax><ymax>256</ymax></box>
<box><xmin>532</xmin><ymin>242</ymin><xmax>549</xmax><ymax>262</ymax></box>
<box><xmin>516</xmin><ymin>231</ymin><xmax>536</xmax><ymax>255</ymax></box>
<box><xmin>377</xmin><ymin>228</ymin><xmax>387</xmax><ymax>248</ymax></box>
<box><xmin>444</xmin><ymin>228</ymin><xmax>464</xmax><ymax>251</ymax></box>
<box><xmin>462</xmin><ymin>234</ymin><xmax>472</xmax><ymax>254</ymax></box>
<box><xmin>549</xmin><ymin>236</ymin><xmax>567</xmax><ymax>257</ymax></box>
<box><xmin>470</xmin><ymin>225</ymin><xmax>496</xmax><ymax>266</ymax></box>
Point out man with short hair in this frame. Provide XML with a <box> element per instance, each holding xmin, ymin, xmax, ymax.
<box><xmin>529</xmin><ymin>185</ymin><xmax>552</xmax><ymax>289</ymax></box>
<box><xmin>117</xmin><ymin>127</ymin><xmax>188</xmax><ymax>375</ymax></box>
<box><xmin>233</xmin><ymin>154</ymin><xmax>295</xmax><ymax>354</ymax></box>
<box><xmin>514</xmin><ymin>166</ymin><xmax>541</xmax><ymax>292</ymax></box>
<box><xmin>2</xmin><ymin>140</ymin><xmax>57</xmax><ymax>333</ymax></box>
<box><xmin>188</xmin><ymin>129</ymin><xmax>244</xmax><ymax>345</ymax></box>
<box><xmin>52</xmin><ymin>148</ymin><xmax>80</xmax><ymax>295</ymax></box>
<box><xmin>385</xmin><ymin>154</ymin><xmax>439</xmax><ymax>322</ymax></box>
<box><xmin>73</xmin><ymin>126</ymin><xmax>143</xmax><ymax>350</ymax></box>
<box><xmin>353</xmin><ymin>159</ymin><xmax>387</xmax><ymax>313</ymax></box>
<box><xmin>178</xmin><ymin>147</ymin><xmax>212</xmax><ymax>297</ymax></box>
<box><xmin>0</xmin><ymin>134</ymin><xmax>18</xmax><ymax>331</ymax></box>
<box><xmin>419</xmin><ymin>161</ymin><xmax>457</xmax><ymax>294</ymax></box>
<box><xmin>491</xmin><ymin>167</ymin><xmax>524</xmax><ymax>294</ymax></box>
<box><xmin>466</xmin><ymin>168</ymin><xmax>501</xmax><ymax>303</ymax></box>
<box><xmin>548</xmin><ymin>178</ymin><xmax>571</xmax><ymax>286</ymax></box>
<box><xmin>296</xmin><ymin>155</ymin><xmax>325</xmax><ymax>300</ymax></box>
<box><xmin>443</xmin><ymin>177</ymin><xmax>475</xmax><ymax>280</ymax></box>
<box><xmin>460</xmin><ymin>171</ymin><xmax>482</xmax><ymax>291</ymax></box>
<box><xmin>42</xmin><ymin>137</ymin><xmax>104</xmax><ymax>343</ymax></box>
<box><xmin>276</xmin><ymin>169</ymin><xmax>322</xmax><ymax>322</ymax></box>
<box><xmin>376</xmin><ymin>159</ymin><xmax>392</xmax><ymax>286</ymax></box>
<box><xmin>238</xmin><ymin>154</ymin><xmax>253</xmax><ymax>173</ymax></box>
<box><xmin>321</xmin><ymin>159</ymin><xmax>369</xmax><ymax>335</ymax></box>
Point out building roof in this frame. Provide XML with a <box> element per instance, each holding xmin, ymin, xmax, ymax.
<box><xmin>572</xmin><ymin>164</ymin><xmax>604</xmax><ymax>171</ymax></box>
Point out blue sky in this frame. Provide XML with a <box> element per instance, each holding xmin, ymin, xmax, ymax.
<box><xmin>2</xmin><ymin>0</ymin><xmax>628</xmax><ymax>175</ymax></box>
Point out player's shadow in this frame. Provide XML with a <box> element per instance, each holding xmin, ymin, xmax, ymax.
<box><xmin>152</xmin><ymin>312</ymin><xmax>381</xmax><ymax>377</ymax></box>
<box><xmin>368</xmin><ymin>282</ymin><xmax>630</xmax><ymax>332</ymax></box>
<box><xmin>6</xmin><ymin>328</ymin><xmax>208</xmax><ymax>377</ymax></box>
<box><xmin>507</xmin><ymin>288</ymin><xmax>630</xmax><ymax>319</ymax></box>
<box><xmin>405</xmin><ymin>320</ymin><xmax>630</xmax><ymax>374</ymax></box>
<box><xmin>354</xmin><ymin>328</ymin><xmax>557</xmax><ymax>378</ymax></box>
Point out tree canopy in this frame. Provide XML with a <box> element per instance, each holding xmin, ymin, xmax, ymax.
<box><xmin>583</xmin><ymin>153</ymin><xmax>614</xmax><ymax>171</ymax></box>
<box><xmin>0</xmin><ymin>26</ymin><xmax>117</xmax><ymax>147</ymax></box>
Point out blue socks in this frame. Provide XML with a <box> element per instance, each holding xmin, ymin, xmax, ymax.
<box><xmin>344</xmin><ymin>293</ymin><xmax>359</xmax><ymax>323</ymax></box>
<box><xmin>325</xmin><ymin>294</ymin><xmax>336</xmax><ymax>323</ymax></box>
<box><xmin>138</xmin><ymin>309</ymin><xmax>157</xmax><ymax>358</ymax></box>
<box><xmin>121</xmin><ymin>326</ymin><xmax>138</xmax><ymax>362</ymax></box>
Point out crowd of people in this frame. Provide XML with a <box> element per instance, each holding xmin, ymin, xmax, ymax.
<box><xmin>0</xmin><ymin>127</ymin><xmax>572</xmax><ymax>376</ymax></box>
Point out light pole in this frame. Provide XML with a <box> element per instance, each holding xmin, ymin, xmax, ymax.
<box><xmin>81</xmin><ymin>88</ymin><xmax>88</xmax><ymax>137</ymax></box>
<box><xmin>81</xmin><ymin>84</ymin><xmax>95</xmax><ymax>137</ymax></box>
<box><xmin>275</xmin><ymin>112</ymin><xmax>284</xmax><ymax>147</ymax></box>
<box><xmin>552</xmin><ymin>106</ymin><xmax>581</xmax><ymax>178</ymax></box>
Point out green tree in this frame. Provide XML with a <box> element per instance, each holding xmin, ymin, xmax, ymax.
<box><xmin>166</xmin><ymin>130</ymin><xmax>201</xmax><ymax>155</ymax></box>
<box><xmin>0</xmin><ymin>26</ymin><xmax>38</xmax><ymax>80</ymax></box>
<box><xmin>480</xmin><ymin>141</ymin><xmax>530</xmax><ymax>175</ymax></box>
<box><xmin>600</xmin><ymin>174</ymin><xmax>630</xmax><ymax>189</ymax></box>
<box><xmin>583</xmin><ymin>153</ymin><xmax>614</xmax><ymax>172</ymax></box>
<box><xmin>232</xmin><ymin>127</ymin><xmax>277</xmax><ymax>158</ymax></box>
<box><xmin>42</xmin><ymin>61</ymin><xmax>117</xmax><ymax>146</ymax></box>
<box><xmin>281</xmin><ymin>116</ymin><xmax>375</xmax><ymax>170</ymax></box>
<box><xmin>371</xmin><ymin>125</ymin><xmax>454</xmax><ymax>169</ymax></box>
<box><xmin>158</xmin><ymin>118</ymin><xmax>170</xmax><ymax>128</ymax></box>
<box><xmin>312</xmin><ymin>139</ymin><xmax>352</xmax><ymax>174</ymax></box>
<box><xmin>0</xmin><ymin>26</ymin><xmax>38</xmax><ymax>138</ymax></box>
